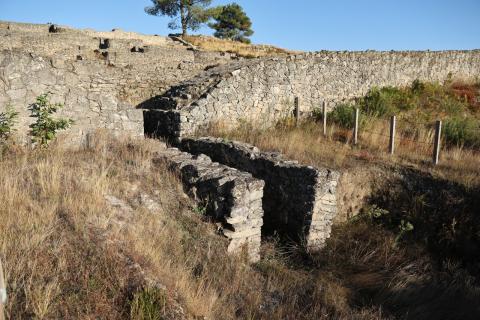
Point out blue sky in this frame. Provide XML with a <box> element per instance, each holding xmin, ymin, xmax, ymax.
<box><xmin>0</xmin><ymin>0</ymin><xmax>479</xmax><ymax>51</ymax></box>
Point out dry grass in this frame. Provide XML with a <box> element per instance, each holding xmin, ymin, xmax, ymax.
<box><xmin>182</xmin><ymin>35</ymin><xmax>299</xmax><ymax>58</ymax></box>
<box><xmin>0</xmin><ymin>133</ymin><xmax>383</xmax><ymax>319</ymax></box>
<box><xmin>0</xmin><ymin>132</ymin><xmax>259</xmax><ymax>319</ymax></box>
<box><xmin>1</xmin><ymin>133</ymin><xmax>479</xmax><ymax>319</ymax></box>
<box><xmin>203</xmin><ymin>120</ymin><xmax>480</xmax><ymax>318</ymax></box>
<box><xmin>206</xmin><ymin>119</ymin><xmax>480</xmax><ymax>189</ymax></box>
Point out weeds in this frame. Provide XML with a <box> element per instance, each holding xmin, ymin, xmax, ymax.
<box><xmin>130</xmin><ymin>288</ymin><xmax>167</xmax><ymax>320</ymax></box>
<box><xmin>0</xmin><ymin>105</ymin><xmax>18</xmax><ymax>142</ymax></box>
<box><xmin>443</xmin><ymin>117</ymin><xmax>480</xmax><ymax>147</ymax></box>
<box><xmin>29</xmin><ymin>93</ymin><xmax>73</xmax><ymax>146</ymax></box>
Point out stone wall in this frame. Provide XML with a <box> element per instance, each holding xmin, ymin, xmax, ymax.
<box><xmin>180</xmin><ymin>137</ymin><xmax>340</xmax><ymax>248</ymax></box>
<box><xmin>0</xmin><ymin>21</ymin><xmax>237</xmax><ymax>143</ymax></box>
<box><xmin>0</xmin><ymin>50</ymin><xmax>145</xmax><ymax>144</ymax></box>
<box><xmin>145</xmin><ymin>50</ymin><xmax>480</xmax><ymax>139</ymax></box>
<box><xmin>154</xmin><ymin>146</ymin><xmax>264</xmax><ymax>262</ymax></box>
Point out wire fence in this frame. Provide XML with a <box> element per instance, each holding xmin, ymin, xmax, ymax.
<box><xmin>292</xmin><ymin>100</ymin><xmax>468</xmax><ymax>165</ymax></box>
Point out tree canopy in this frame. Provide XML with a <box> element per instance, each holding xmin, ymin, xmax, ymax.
<box><xmin>145</xmin><ymin>0</ymin><xmax>214</xmax><ymax>36</ymax></box>
<box><xmin>209</xmin><ymin>3</ymin><xmax>253</xmax><ymax>43</ymax></box>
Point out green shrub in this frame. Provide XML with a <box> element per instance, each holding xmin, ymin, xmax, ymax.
<box><xmin>327</xmin><ymin>103</ymin><xmax>373</xmax><ymax>129</ymax></box>
<box><xmin>328</xmin><ymin>103</ymin><xmax>356</xmax><ymax>128</ymax></box>
<box><xmin>443</xmin><ymin>117</ymin><xmax>480</xmax><ymax>147</ymax></box>
<box><xmin>130</xmin><ymin>287</ymin><xmax>167</xmax><ymax>320</ymax></box>
<box><xmin>28</xmin><ymin>93</ymin><xmax>73</xmax><ymax>146</ymax></box>
<box><xmin>411</xmin><ymin>79</ymin><xmax>425</xmax><ymax>94</ymax></box>
<box><xmin>359</xmin><ymin>86</ymin><xmax>414</xmax><ymax>117</ymax></box>
<box><xmin>0</xmin><ymin>105</ymin><xmax>19</xmax><ymax>142</ymax></box>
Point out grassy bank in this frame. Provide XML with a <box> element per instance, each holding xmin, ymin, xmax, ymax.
<box><xmin>0</xmin><ymin>135</ymin><xmax>385</xmax><ymax>319</ymax></box>
<box><xmin>1</xmin><ymin>132</ymin><xmax>479</xmax><ymax>319</ymax></box>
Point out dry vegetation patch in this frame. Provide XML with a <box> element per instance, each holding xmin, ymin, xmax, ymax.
<box><xmin>1</xmin><ymin>132</ymin><xmax>479</xmax><ymax>319</ymax></box>
<box><xmin>182</xmin><ymin>35</ymin><xmax>299</xmax><ymax>58</ymax></box>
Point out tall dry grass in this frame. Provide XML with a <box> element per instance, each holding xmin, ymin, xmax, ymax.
<box><xmin>1</xmin><ymin>133</ymin><xmax>479</xmax><ymax>319</ymax></box>
<box><xmin>0</xmin><ymin>134</ymin><xmax>386</xmax><ymax>319</ymax></box>
<box><xmin>206</xmin><ymin>119</ymin><xmax>480</xmax><ymax>189</ymax></box>
<box><xmin>0</xmin><ymin>135</ymin><xmax>146</xmax><ymax>318</ymax></box>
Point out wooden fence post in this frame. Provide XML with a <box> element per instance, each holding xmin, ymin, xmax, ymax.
<box><xmin>389</xmin><ymin>115</ymin><xmax>396</xmax><ymax>155</ymax></box>
<box><xmin>322</xmin><ymin>101</ymin><xmax>327</xmax><ymax>137</ymax></box>
<box><xmin>294</xmin><ymin>97</ymin><xmax>299</xmax><ymax>127</ymax></box>
<box><xmin>433</xmin><ymin>120</ymin><xmax>442</xmax><ymax>165</ymax></box>
<box><xmin>353</xmin><ymin>108</ymin><xmax>359</xmax><ymax>145</ymax></box>
<box><xmin>0</xmin><ymin>258</ymin><xmax>5</xmax><ymax>320</ymax></box>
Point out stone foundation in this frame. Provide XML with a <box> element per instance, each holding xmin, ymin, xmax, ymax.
<box><xmin>153</xmin><ymin>147</ymin><xmax>265</xmax><ymax>261</ymax></box>
<box><xmin>180</xmin><ymin>137</ymin><xmax>340</xmax><ymax>248</ymax></box>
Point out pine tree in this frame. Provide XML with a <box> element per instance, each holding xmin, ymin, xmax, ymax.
<box><xmin>145</xmin><ymin>0</ymin><xmax>214</xmax><ymax>36</ymax></box>
<box><xmin>209</xmin><ymin>3</ymin><xmax>253</xmax><ymax>43</ymax></box>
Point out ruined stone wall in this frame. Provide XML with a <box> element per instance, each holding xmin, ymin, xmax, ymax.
<box><xmin>0</xmin><ymin>50</ymin><xmax>145</xmax><ymax>143</ymax></box>
<box><xmin>154</xmin><ymin>146</ymin><xmax>264</xmax><ymax>262</ymax></box>
<box><xmin>0</xmin><ymin>21</ymin><xmax>237</xmax><ymax>143</ymax></box>
<box><xmin>180</xmin><ymin>137</ymin><xmax>340</xmax><ymax>248</ymax></box>
<box><xmin>145</xmin><ymin>50</ymin><xmax>480</xmax><ymax>138</ymax></box>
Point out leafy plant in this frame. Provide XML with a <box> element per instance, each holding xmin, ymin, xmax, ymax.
<box><xmin>443</xmin><ymin>117</ymin><xmax>480</xmax><ymax>147</ymax></box>
<box><xmin>327</xmin><ymin>103</ymin><xmax>356</xmax><ymax>128</ymax></box>
<box><xmin>395</xmin><ymin>219</ymin><xmax>414</xmax><ymax>244</ymax></box>
<box><xmin>363</xmin><ymin>204</ymin><xmax>414</xmax><ymax>244</ymax></box>
<box><xmin>0</xmin><ymin>105</ymin><xmax>19</xmax><ymax>142</ymax></box>
<box><xmin>28</xmin><ymin>93</ymin><xmax>73</xmax><ymax>146</ymax></box>
<box><xmin>326</xmin><ymin>103</ymin><xmax>371</xmax><ymax>129</ymax></box>
<box><xmin>359</xmin><ymin>86</ymin><xmax>415</xmax><ymax>117</ymax></box>
<box><xmin>411</xmin><ymin>79</ymin><xmax>425</xmax><ymax>94</ymax></box>
<box><xmin>193</xmin><ymin>205</ymin><xmax>207</xmax><ymax>215</ymax></box>
<box><xmin>130</xmin><ymin>287</ymin><xmax>167</xmax><ymax>320</ymax></box>
<box><xmin>366</xmin><ymin>205</ymin><xmax>389</xmax><ymax>220</ymax></box>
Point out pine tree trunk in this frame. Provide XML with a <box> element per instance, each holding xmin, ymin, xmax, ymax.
<box><xmin>180</xmin><ymin>1</ymin><xmax>187</xmax><ymax>36</ymax></box>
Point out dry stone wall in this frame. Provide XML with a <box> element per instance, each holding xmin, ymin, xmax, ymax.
<box><xmin>0</xmin><ymin>21</ymin><xmax>237</xmax><ymax>143</ymax></box>
<box><xmin>180</xmin><ymin>137</ymin><xmax>340</xmax><ymax>248</ymax></box>
<box><xmin>144</xmin><ymin>50</ymin><xmax>480</xmax><ymax>139</ymax></box>
<box><xmin>154</xmin><ymin>147</ymin><xmax>264</xmax><ymax>262</ymax></box>
<box><xmin>0</xmin><ymin>50</ymin><xmax>145</xmax><ymax>143</ymax></box>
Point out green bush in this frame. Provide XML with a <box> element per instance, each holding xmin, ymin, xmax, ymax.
<box><xmin>0</xmin><ymin>105</ymin><xmax>19</xmax><ymax>142</ymax></box>
<box><xmin>28</xmin><ymin>93</ymin><xmax>73</xmax><ymax>146</ymax></box>
<box><xmin>327</xmin><ymin>103</ymin><xmax>356</xmax><ymax>128</ymax></box>
<box><xmin>327</xmin><ymin>103</ymin><xmax>373</xmax><ymax>129</ymax></box>
<box><xmin>443</xmin><ymin>117</ymin><xmax>480</xmax><ymax>147</ymax></box>
<box><xmin>130</xmin><ymin>287</ymin><xmax>167</xmax><ymax>320</ymax></box>
<box><xmin>359</xmin><ymin>86</ymin><xmax>414</xmax><ymax>117</ymax></box>
<box><xmin>411</xmin><ymin>79</ymin><xmax>425</xmax><ymax>94</ymax></box>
